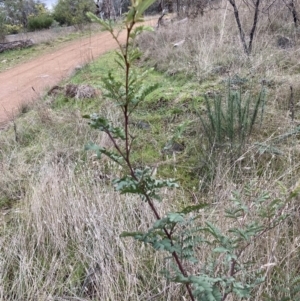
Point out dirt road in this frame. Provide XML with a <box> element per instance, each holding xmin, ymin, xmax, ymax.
<box><xmin>0</xmin><ymin>23</ymin><xmax>154</xmax><ymax>126</ymax></box>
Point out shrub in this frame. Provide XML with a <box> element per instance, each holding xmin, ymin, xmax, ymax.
<box><xmin>0</xmin><ymin>32</ymin><xmax>5</xmax><ymax>42</ymax></box>
<box><xmin>0</xmin><ymin>11</ymin><xmax>6</xmax><ymax>41</ymax></box>
<box><xmin>53</xmin><ymin>0</ymin><xmax>94</xmax><ymax>26</ymax></box>
<box><xmin>4</xmin><ymin>24</ymin><xmax>23</xmax><ymax>34</ymax></box>
<box><xmin>27</xmin><ymin>14</ymin><xmax>54</xmax><ymax>31</ymax></box>
<box><xmin>84</xmin><ymin>5</ymin><xmax>292</xmax><ymax>301</ymax></box>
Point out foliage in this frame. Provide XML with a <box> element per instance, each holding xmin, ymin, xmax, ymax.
<box><xmin>85</xmin><ymin>2</ymin><xmax>290</xmax><ymax>301</ymax></box>
<box><xmin>4</xmin><ymin>24</ymin><xmax>23</xmax><ymax>34</ymax></box>
<box><xmin>34</xmin><ymin>2</ymin><xmax>48</xmax><ymax>15</ymax></box>
<box><xmin>27</xmin><ymin>14</ymin><xmax>54</xmax><ymax>31</ymax></box>
<box><xmin>196</xmin><ymin>84</ymin><xmax>266</xmax><ymax>155</ymax></box>
<box><xmin>0</xmin><ymin>0</ymin><xmax>45</xmax><ymax>27</ymax></box>
<box><xmin>263</xmin><ymin>270</ymin><xmax>300</xmax><ymax>301</ymax></box>
<box><xmin>122</xmin><ymin>183</ymin><xmax>288</xmax><ymax>300</ymax></box>
<box><xmin>0</xmin><ymin>10</ymin><xmax>6</xmax><ymax>41</ymax></box>
<box><xmin>53</xmin><ymin>0</ymin><xmax>95</xmax><ymax>26</ymax></box>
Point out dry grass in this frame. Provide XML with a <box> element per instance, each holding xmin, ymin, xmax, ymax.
<box><xmin>5</xmin><ymin>26</ymin><xmax>75</xmax><ymax>43</ymax></box>
<box><xmin>5</xmin><ymin>24</ymin><xmax>101</xmax><ymax>44</ymax></box>
<box><xmin>0</xmin><ymin>101</ymin><xmax>186</xmax><ymax>300</ymax></box>
<box><xmin>1</xmin><ymin>99</ymin><xmax>300</xmax><ymax>300</ymax></box>
<box><xmin>138</xmin><ymin>0</ymin><xmax>300</xmax><ymax>84</ymax></box>
<box><xmin>1</xmin><ymin>133</ymin><xmax>299</xmax><ymax>301</ymax></box>
<box><xmin>1</xmin><ymin>2</ymin><xmax>300</xmax><ymax>300</ymax></box>
<box><xmin>0</xmin><ymin>165</ymin><xmax>180</xmax><ymax>300</ymax></box>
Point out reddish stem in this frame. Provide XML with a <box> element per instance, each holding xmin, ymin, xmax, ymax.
<box><xmin>107</xmin><ymin>15</ymin><xmax>196</xmax><ymax>301</ymax></box>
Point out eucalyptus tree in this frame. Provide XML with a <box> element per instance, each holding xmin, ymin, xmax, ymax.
<box><xmin>0</xmin><ymin>0</ymin><xmax>42</xmax><ymax>27</ymax></box>
<box><xmin>53</xmin><ymin>0</ymin><xmax>95</xmax><ymax>26</ymax></box>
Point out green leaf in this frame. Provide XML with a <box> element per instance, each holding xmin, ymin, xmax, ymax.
<box><xmin>114</xmin><ymin>51</ymin><xmax>125</xmax><ymax>69</ymax></box>
<box><xmin>167</xmin><ymin>212</ymin><xmax>184</xmax><ymax>223</ymax></box>
<box><xmin>232</xmin><ymin>282</ymin><xmax>251</xmax><ymax>298</ymax></box>
<box><xmin>120</xmin><ymin>231</ymin><xmax>144</xmax><ymax>238</ymax></box>
<box><xmin>85</xmin><ymin>142</ymin><xmax>123</xmax><ymax>164</ymax></box>
<box><xmin>211</xmin><ymin>286</ymin><xmax>222</xmax><ymax>301</ymax></box>
<box><xmin>205</xmin><ymin>222</ymin><xmax>222</xmax><ymax>240</ymax></box>
<box><xmin>134</xmin><ymin>0</ymin><xmax>157</xmax><ymax>19</ymax></box>
<box><xmin>86</xmin><ymin>12</ymin><xmax>112</xmax><ymax>32</ymax></box>
<box><xmin>125</xmin><ymin>6</ymin><xmax>136</xmax><ymax>23</ymax></box>
<box><xmin>179</xmin><ymin>203</ymin><xmax>208</xmax><ymax>214</ymax></box>
<box><xmin>153</xmin><ymin>238</ymin><xmax>173</xmax><ymax>251</ymax></box>
<box><xmin>87</xmin><ymin>114</ymin><xmax>126</xmax><ymax>140</ymax></box>
<box><xmin>129</xmin><ymin>25</ymin><xmax>154</xmax><ymax>39</ymax></box>
<box><xmin>213</xmin><ymin>247</ymin><xmax>229</xmax><ymax>253</ymax></box>
<box><xmin>152</xmin><ymin>217</ymin><xmax>169</xmax><ymax>229</ymax></box>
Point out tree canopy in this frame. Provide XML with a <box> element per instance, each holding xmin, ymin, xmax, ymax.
<box><xmin>0</xmin><ymin>0</ymin><xmax>47</xmax><ymax>27</ymax></box>
<box><xmin>53</xmin><ymin>0</ymin><xmax>96</xmax><ymax>26</ymax></box>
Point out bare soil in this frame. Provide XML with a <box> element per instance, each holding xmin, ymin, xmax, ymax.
<box><xmin>0</xmin><ymin>20</ymin><xmax>155</xmax><ymax>126</ymax></box>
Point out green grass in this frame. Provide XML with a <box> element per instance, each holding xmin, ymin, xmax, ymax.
<box><xmin>39</xmin><ymin>50</ymin><xmax>288</xmax><ymax>195</ymax></box>
<box><xmin>1</xmin><ymin>46</ymin><xmax>298</xmax><ymax>199</ymax></box>
<box><xmin>64</xmin><ymin>52</ymin><xmax>215</xmax><ymax>191</ymax></box>
<box><xmin>0</xmin><ymin>50</ymin><xmax>211</xmax><ymax>197</ymax></box>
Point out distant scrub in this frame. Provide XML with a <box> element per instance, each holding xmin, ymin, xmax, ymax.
<box><xmin>27</xmin><ymin>14</ymin><xmax>54</xmax><ymax>31</ymax></box>
<box><xmin>4</xmin><ymin>24</ymin><xmax>23</xmax><ymax>34</ymax></box>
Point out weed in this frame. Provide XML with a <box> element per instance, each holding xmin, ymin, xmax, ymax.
<box><xmin>197</xmin><ymin>84</ymin><xmax>266</xmax><ymax>156</ymax></box>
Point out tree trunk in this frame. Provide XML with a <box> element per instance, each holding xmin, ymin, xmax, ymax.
<box><xmin>286</xmin><ymin>0</ymin><xmax>299</xmax><ymax>28</ymax></box>
<box><xmin>0</xmin><ymin>40</ymin><xmax>34</xmax><ymax>53</ymax></box>
<box><xmin>227</xmin><ymin>0</ymin><xmax>261</xmax><ymax>55</ymax></box>
<box><xmin>228</xmin><ymin>0</ymin><xmax>249</xmax><ymax>55</ymax></box>
<box><xmin>248</xmin><ymin>0</ymin><xmax>261</xmax><ymax>54</ymax></box>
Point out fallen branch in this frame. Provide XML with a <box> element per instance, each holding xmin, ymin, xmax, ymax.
<box><xmin>0</xmin><ymin>40</ymin><xmax>34</xmax><ymax>53</ymax></box>
<box><xmin>157</xmin><ymin>9</ymin><xmax>167</xmax><ymax>28</ymax></box>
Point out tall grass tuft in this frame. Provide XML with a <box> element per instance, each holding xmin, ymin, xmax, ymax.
<box><xmin>197</xmin><ymin>85</ymin><xmax>266</xmax><ymax>155</ymax></box>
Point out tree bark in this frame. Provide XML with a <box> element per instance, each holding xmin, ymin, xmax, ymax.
<box><xmin>248</xmin><ymin>0</ymin><xmax>261</xmax><ymax>54</ymax></box>
<box><xmin>228</xmin><ymin>0</ymin><xmax>261</xmax><ymax>55</ymax></box>
<box><xmin>228</xmin><ymin>0</ymin><xmax>249</xmax><ymax>55</ymax></box>
<box><xmin>0</xmin><ymin>40</ymin><xmax>34</xmax><ymax>53</ymax></box>
<box><xmin>285</xmin><ymin>0</ymin><xmax>299</xmax><ymax>28</ymax></box>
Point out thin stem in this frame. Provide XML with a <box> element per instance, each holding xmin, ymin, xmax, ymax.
<box><xmin>110</xmin><ymin>14</ymin><xmax>196</xmax><ymax>301</ymax></box>
<box><xmin>106</xmin><ymin>130</ymin><xmax>126</xmax><ymax>161</ymax></box>
<box><xmin>123</xmin><ymin>20</ymin><xmax>135</xmax><ymax>162</ymax></box>
<box><xmin>144</xmin><ymin>194</ymin><xmax>196</xmax><ymax>301</ymax></box>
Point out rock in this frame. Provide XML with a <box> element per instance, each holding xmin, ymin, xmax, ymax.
<box><xmin>162</xmin><ymin>141</ymin><xmax>185</xmax><ymax>154</ymax></box>
<box><xmin>174</xmin><ymin>17</ymin><xmax>188</xmax><ymax>25</ymax></box>
<box><xmin>47</xmin><ymin>85</ymin><xmax>64</xmax><ymax>96</ymax></box>
<box><xmin>65</xmin><ymin>84</ymin><xmax>98</xmax><ymax>99</ymax></box>
<box><xmin>212</xmin><ymin>65</ymin><xmax>228</xmax><ymax>75</ymax></box>
<box><xmin>76</xmin><ymin>84</ymin><xmax>97</xmax><ymax>99</ymax></box>
<box><xmin>65</xmin><ymin>84</ymin><xmax>78</xmax><ymax>98</ymax></box>
<box><xmin>277</xmin><ymin>36</ymin><xmax>293</xmax><ymax>49</ymax></box>
<box><xmin>48</xmin><ymin>84</ymin><xmax>99</xmax><ymax>100</ymax></box>
<box><xmin>75</xmin><ymin>65</ymin><xmax>83</xmax><ymax>71</ymax></box>
<box><xmin>136</xmin><ymin>121</ymin><xmax>150</xmax><ymax>130</ymax></box>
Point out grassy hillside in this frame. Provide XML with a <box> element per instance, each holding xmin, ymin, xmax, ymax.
<box><xmin>1</xmin><ymin>2</ymin><xmax>300</xmax><ymax>300</ymax></box>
